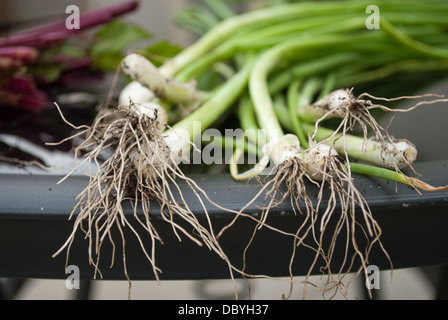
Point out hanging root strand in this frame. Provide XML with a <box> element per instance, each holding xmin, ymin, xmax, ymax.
<box><xmin>295</xmin><ymin>144</ymin><xmax>392</xmax><ymax>298</ymax></box>
<box><xmin>49</xmin><ymin>101</ymin><xmax>237</xmax><ymax>288</ymax></box>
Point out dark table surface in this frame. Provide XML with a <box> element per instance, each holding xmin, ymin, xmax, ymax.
<box><xmin>0</xmin><ymin>159</ymin><xmax>448</xmax><ymax>281</ymax></box>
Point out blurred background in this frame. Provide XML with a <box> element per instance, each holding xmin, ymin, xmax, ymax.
<box><xmin>1</xmin><ymin>0</ymin><xmax>447</xmax><ymax>300</ymax></box>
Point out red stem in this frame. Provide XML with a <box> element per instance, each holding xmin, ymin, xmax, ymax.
<box><xmin>0</xmin><ymin>46</ymin><xmax>38</xmax><ymax>63</ymax></box>
<box><xmin>0</xmin><ymin>0</ymin><xmax>140</xmax><ymax>48</ymax></box>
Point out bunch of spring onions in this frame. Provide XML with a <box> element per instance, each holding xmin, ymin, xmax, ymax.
<box><xmin>53</xmin><ymin>0</ymin><xmax>448</xmax><ymax>299</ymax></box>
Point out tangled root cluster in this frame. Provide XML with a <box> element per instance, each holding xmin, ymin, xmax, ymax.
<box><xmin>306</xmin><ymin>89</ymin><xmax>448</xmax><ymax>196</ymax></box>
<box><xmin>51</xmin><ymin>102</ymin><xmax>233</xmax><ymax>291</ymax></box>
<box><xmin>248</xmin><ymin>90</ymin><xmax>447</xmax><ymax>298</ymax></box>
<box><xmin>224</xmin><ymin>142</ymin><xmax>391</xmax><ymax>299</ymax></box>
<box><xmin>302</xmin><ymin>146</ymin><xmax>389</xmax><ymax>299</ymax></box>
<box><xmin>313</xmin><ymin>89</ymin><xmax>445</xmax><ymax>142</ymax></box>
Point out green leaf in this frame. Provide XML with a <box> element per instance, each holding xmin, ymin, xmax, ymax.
<box><xmin>28</xmin><ymin>64</ymin><xmax>64</xmax><ymax>83</ymax></box>
<box><xmin>53</xmin><ymin>42</ymin><xmax>86</xmax><ymax>60</ymax></box>
<box><xmin>90</xmin><ymin>20</ymin><xmax>152</xmax><ymax>70</ymax></box>
<box><xmin>91</xmin><ymin>51</ymin><xmax>126</xmax><ymax>72</ymax></box>
<box><xmin>139</xmin><ymin>41</ymin><xmax>183</xmax><ymax>67</ymax></box>
<box><xmin>91</xmin><ymin>20</ymin><xmax>152</xmax><ymax>56</ymax></box>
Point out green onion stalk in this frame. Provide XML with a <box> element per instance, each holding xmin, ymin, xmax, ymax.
<box><xmin>160</xmin><ymin>0</ymin><xmax>448</xmax><ymax>78</ymax></box>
